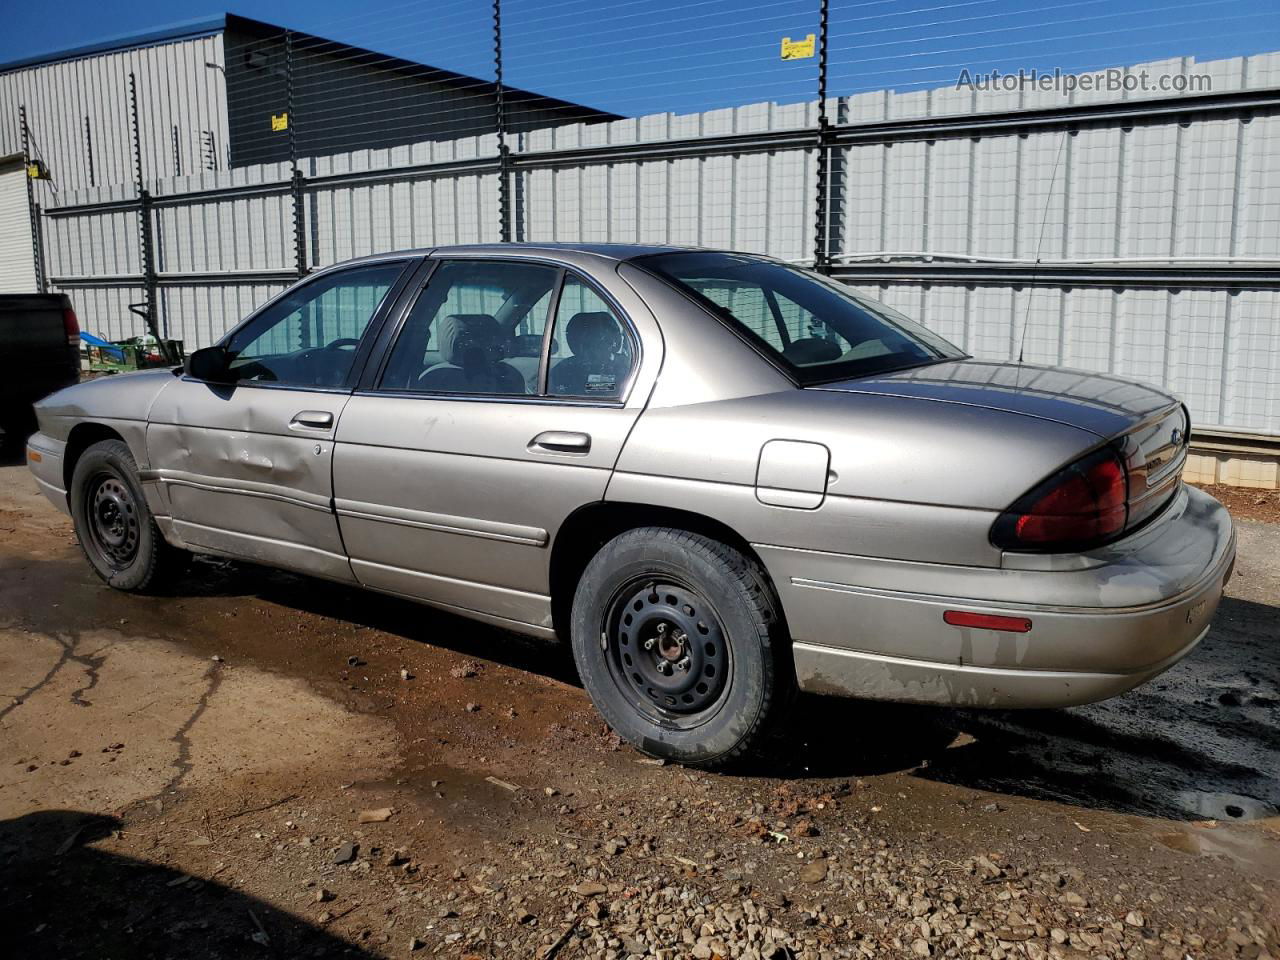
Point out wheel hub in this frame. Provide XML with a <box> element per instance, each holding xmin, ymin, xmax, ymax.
<box><xmin>607</xmin><ymin>580</ymin><xmax>728</xmax><ymax>716</ymax></box>
<box><xmin>88</xmin><ymin>475</ymin><xmax>139</xmax><ymax>567</ymax></box>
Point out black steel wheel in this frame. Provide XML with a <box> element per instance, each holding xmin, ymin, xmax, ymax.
<box><xmin>70</xmin><ymin>438</ymin><xmax>179</xmax><ymax>591</ymax></box>
<box><xmin>85</xmin><ymin>472</ymin><xmax>141</xmax><ymax>569</ymax></box>
<box><xmin>571</xmin><ymin>526</ymin><xmax>790</xmax><ymax>768</ymax></box>
<box><xmin>603</xmin><ymin>577</ymin><xmax>730</xmax><ymax>726</ymax></box>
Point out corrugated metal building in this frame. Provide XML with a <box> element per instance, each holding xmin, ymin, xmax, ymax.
<box><xmin>0</xmin><ymin>13</ymin><xmax>616</xmax><ymax>293</ymax></box>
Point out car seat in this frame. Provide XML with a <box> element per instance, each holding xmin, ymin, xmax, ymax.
<box><xmin>417</xmin><ymin>314</ymin><xmax>524</xmax><ymax>394</ymax></box>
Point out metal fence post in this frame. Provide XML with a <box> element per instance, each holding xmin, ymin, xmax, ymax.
<box><xmin>83</xmin><ymin>116</ymin><xmax>96</xmax><ymax>188</ymax></box>
<box><xmin>128</xmin><ymin>73</ymin><xmax>174</xmax><ymax>364</ymax></box>
<box><xmin>18</xmin><ymin>106</ymin><xmax>47</xmax><ymax>294</ymax></box>
<box><xmin>812</xmin><ymin>0</ymin><xmax>832</xmax><ymax>273</ymax></box>
<box><xmin>171</xmin><ymin>125</ymin><xmax>182</xmax><ymax>177</ymax></box>
<box><xmin>494</xmin><ymin>0</ymin><xmax>512</xmax><ymax>243</ymax></box>
<box><xmin>287</xmin><ymin>31</ymin><xmax>308</xmax><ymax>278</ymax></box>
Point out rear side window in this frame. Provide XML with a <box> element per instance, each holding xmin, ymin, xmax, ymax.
<box><xmin>640</xmin><ymin>252</ymin><xmax>964</xmax><ymax>383</ymax></box>
<box><xmin>379</xmin><ymin>260</ymin><xmax>559</xmax><ymax>395</ymax></box>
<box><xmin>547</xmin><ymin>276</ymin><xmax>634</xmax><ymax>400</ymax></box>
<box><xmin>378</xmin><ymin>261</ymin><xmax>635</xmax><ymax>401</ymax></box>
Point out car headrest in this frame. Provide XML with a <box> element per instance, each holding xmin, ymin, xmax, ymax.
<box><xmin>436</xmin><ymin>314</ymin><xmax>504</xmax><ymax>366</ymax></box>
<box><xmin>783</xmin><ymin>336</ymin><xmax>842</xmax><ymax>364</ymax></box>
<box><xmin>510</xmin><ymin>333</ymin><xmax>559</xmax><ymax>358</ymax></box>
<box><xmin>566</xmin><ymin>312</ymin><xmax>621</xmax><ymax>359</ymax></box>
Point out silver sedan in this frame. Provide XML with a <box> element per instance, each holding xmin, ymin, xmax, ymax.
<box><xmin>26</xmin><ymin>244</ymin><xmax>1236</xmax><ymax>767</ymax></box>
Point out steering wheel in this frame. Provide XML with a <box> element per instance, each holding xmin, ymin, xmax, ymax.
<box><xmin>234</xmin><ymin>359</ymin><xmax>278</xmax><ymax>381</ymax></box>
<box><xmin>323</xmin><ymin>338</ymin><xmax>361</xmax><ymax>351</ymax></box>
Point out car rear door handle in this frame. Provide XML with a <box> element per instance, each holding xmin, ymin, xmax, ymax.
<box><xmin>529</xmin><ymin>431</ymin><xmax>591</xmax><ymax>454</ymax></box>
<box><xmin>290</xmin><ymin>410</ymin><xmax>334</xmax><ymax>430</ymax></box>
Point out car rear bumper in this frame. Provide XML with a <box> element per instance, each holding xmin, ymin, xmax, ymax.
<box><xmin>758</xmin><ymin>484</ymin><xmax>1235</xmax><ymax>708</ymax></box>
<box><xmin>25</xmin><ymin>433</ymin><xmax>69</xmax><ymax>515</ymax></box>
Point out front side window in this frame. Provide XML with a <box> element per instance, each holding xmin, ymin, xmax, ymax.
<box><xmin>640</xmin><ymin>252</ymin><xmax>964</xmax><ymax>383</ymax></box>
<box><xmin>226</xmin><ymin>261</ymin><xmax>406</xmax><ymax>387</ymax></box>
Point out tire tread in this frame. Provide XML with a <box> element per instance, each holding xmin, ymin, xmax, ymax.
<box><xmin>571</xmin><ymin>525</ymin><xmax>790</xmax><ymax>770</ymax></box>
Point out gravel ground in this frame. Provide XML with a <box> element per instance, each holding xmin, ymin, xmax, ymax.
<box><xmin>1</xmin><ymin>459</ymin><xmax>1277</xmax><ymax>960</ymax></box>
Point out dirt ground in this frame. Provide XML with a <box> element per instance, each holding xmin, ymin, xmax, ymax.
<box><xmin>1</xmin><ymin>456</ymin><xmax>1277</xmax><ymax>960</ymax></box>
<box><xmin>1192</xmin><ymin>485</ymin><xmax>1280</xmax><ymax>526</ymax></box>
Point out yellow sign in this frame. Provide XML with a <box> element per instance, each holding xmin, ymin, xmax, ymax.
<box><xmin>271</xmin><ymin>112</ymin><xmax>289</xmax><ymax>132</ymax></box>
<box><xmin>781</xmin><ymin>34</ymin><xmax>815</xmax><ymax>60</ymax></box>
<box><xmin>26</xmin><ymin>160</ymin><xmax>50</xmax><ymax>180</ymax></box>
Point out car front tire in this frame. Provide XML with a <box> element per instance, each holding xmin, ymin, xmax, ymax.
<box><xmin>70</xmin><ymin>438</ymin><xmax>177</xmax><ymax>592</ymax></box>
<box><xmin>570</xmin><ymin>526</ymin><xmax>788</xmax><ymax>768</ymax></box>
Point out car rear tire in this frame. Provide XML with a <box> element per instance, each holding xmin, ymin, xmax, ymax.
<box><xmin>570</xmin><ymin>526</ymin><xmax>788</xmax><ymax>768</ymax></box>
<box><xmin>70</xmin><ymin>439</ymin><xmax>177</xmax><ymax>592</ymax></box>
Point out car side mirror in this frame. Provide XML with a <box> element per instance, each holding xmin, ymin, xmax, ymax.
<box><xmin>184</xmin><ymin>345</ymin><xmax>233</xmax><ymax>383</ymax></box>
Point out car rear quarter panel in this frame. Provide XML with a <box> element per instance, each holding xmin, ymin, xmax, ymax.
<box><xmin>610</xmin><ymin>387</ymin><xmax>1100</xmax><ymax>568</ymax></box>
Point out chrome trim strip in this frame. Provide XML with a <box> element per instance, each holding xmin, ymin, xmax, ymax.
<box><xmin>335</xmin><ymin>498</ymin><xmax>549</xmax><ymax>547</ymax></box>
<box><xmin>146</xmin><ymin>470</ymin><xmax>333</xmax><ymax>513</ymax></box>
<box><xmin>351</xmin><ymin>388</ymin><xmax>625</xmax><ymax>409</ymax></box>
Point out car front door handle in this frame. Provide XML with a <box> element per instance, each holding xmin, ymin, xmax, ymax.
<box><xmin>290</xmin><ymin>410</ymin><xmax>334</xmax><ymax>430</ymax></box>
<box><xmin>529</xmin><ymin>431</ymin><xmax>591</xmax><ymax>454</ymax></box>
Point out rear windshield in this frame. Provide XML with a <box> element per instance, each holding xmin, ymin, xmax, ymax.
<box><xmin>640</xmin><ymin>252</ymin><xmax>965</xmax><ymax>383</ymax></box>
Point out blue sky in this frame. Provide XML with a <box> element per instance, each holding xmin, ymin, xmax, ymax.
<box><xmin>3</xmin><ymin>0</ymin><xmax>1278</xmax><ymax>117</ymax></box>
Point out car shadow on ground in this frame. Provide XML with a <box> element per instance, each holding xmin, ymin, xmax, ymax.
<box><xmin>167</xmin><ymin>557</ymin><xmax>1280</xmax><ymax>823</ymax></box>
<box><xmin>0</xmin><ymin>810</ymin><xmax>377</xmax><ymax>960</ymax></box>
<box><xmin>171</xmin><ymin>556</ymin><xmax>586</xmax><ymax>686</ymax></box>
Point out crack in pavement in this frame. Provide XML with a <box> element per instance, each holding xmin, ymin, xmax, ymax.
<box><xmin>161</xmin><ymin>661</ymin><xmax>224</xmax><ymax>793</ymax></box>
<box><xmin>0</xmin><ymin>631</ymin><xmax>112</xmax><ymax>722</ymax></box>
<box><xmin>67</xmin><ymin>644</ymin><xmax>111</xmax><ymax>708</ymax></box>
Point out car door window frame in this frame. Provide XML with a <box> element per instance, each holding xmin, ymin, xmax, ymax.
<box><xmin>192</xmin><ymin>256</ymin><xmax>421</xmax><ymax>394</ymax></box>
<box><xmin>359</xmin><ymin>256</ymin><xmax>641</xmax><ymax>407</ymax></box>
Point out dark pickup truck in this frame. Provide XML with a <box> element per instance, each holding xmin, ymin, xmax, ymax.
<box><xmin>0</xmin><ymin>293</ymin><xmax>81</xmax><ymax>448</ymax></box>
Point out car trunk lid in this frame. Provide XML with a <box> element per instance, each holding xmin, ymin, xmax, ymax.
<box><xmin>814</xmin><ymin>359</ymin><xmax>1189</xmax><ymax>534</ymax></box>
<box><xmin>812</xmin><ymin>359</ymin><xmax>1179</xmax><ymax>438</ymax></box>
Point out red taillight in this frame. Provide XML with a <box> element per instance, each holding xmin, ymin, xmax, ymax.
<box><xmin>991</xmin><ymin>447</ymin><xmax>1128</xmax><ymax>552</ymax></box>
<box><xmin>63</xmin><ymin>307</ymin><xmax>80</xmax><ymax>346</ymax></box>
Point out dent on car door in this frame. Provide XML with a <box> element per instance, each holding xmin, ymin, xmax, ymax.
<box><xmin>332</xmin><ymin>260</ymin><xmax>649</xmax><ymax>634</ymax></box>
<box><xmin>145</xmin><ymin>260</ymin><xmax>413</xmax><ymax>580</ymax></box>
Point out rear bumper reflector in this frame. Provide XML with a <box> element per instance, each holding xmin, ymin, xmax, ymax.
<box><xmin>943</xmin><ymin>610</ymin><xmax>1032</xmax><ymax>633</ymax></box>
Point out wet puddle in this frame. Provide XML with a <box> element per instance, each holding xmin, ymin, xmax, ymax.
<box><xmin>1150</xmin><ymin>816</ymin><xmax>1280</xmax><ymax>877</ymax></box>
